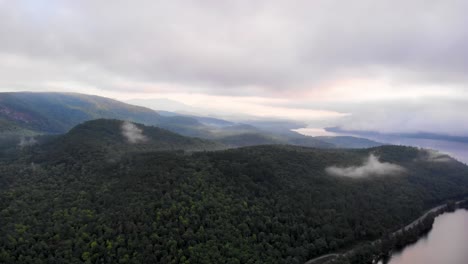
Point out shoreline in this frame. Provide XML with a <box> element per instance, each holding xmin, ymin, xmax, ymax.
<box><xmin>304</xmin><ymin>198</ymin><xmax>468</xmax><ymax>264</ymax></box>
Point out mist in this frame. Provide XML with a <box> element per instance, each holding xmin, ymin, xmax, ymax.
<box><xmin>18</xmin><ymin>137</ymin><xmax>37</xmax><ymax>148</ymax></box>
<box><xmin>326</xmin><ymin>154</ymin><xmax>405</xmax><ymax>178</ymax></box>
<box><xmin>121</xmin><ymin>121</ymin><xmax>147</xmax><ymax>144</ymax></box>
<box><xmin>423</xmin><ymin>149</ymin><xmax>453</xmax><ymax>163</ymax></box>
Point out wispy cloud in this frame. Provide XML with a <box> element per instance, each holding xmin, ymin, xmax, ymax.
<box><xmin>326</xmin><ymin>154</ymin><xmax>405</xmax><ymax>178</ymax></box>
<box><xmin>121</xmin><ymin>121</ymin><xmax>147</xmax><ymax>144</ymax></box>
<box><xmin>423</xmin><ymin>149</ymin><xmax>453</xmax><ymax>163</ymax></box>
<box><xmin>18</xmin><ymin>137</ymin><xmax>37</xmax><ymax>148</ymax></box>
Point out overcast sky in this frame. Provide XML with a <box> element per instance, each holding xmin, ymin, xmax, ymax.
<box><xmin>1</xmin><ymin>1</ymin><xmax>468</xmax><ymax>135</ymax></box>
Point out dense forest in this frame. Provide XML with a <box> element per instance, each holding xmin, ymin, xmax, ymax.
<box><xmin>1</xmin><ymin>120</ymin><xmax>468</xmax><ymax>263</ymax></box>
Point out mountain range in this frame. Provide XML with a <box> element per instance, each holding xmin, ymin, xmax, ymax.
<box><xmin>0</xmin><ymin>92</ymin><xmax>382</xmax><ymax>150</ymax></box>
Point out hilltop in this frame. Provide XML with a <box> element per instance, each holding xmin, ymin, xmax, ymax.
<box><xmin>33</xmin><ymin>119</ymin><xmax>224</xmax><ymax>164</ymax></box>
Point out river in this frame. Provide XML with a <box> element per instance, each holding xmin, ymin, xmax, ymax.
<box><xmin>379</xmin><ymin>209</ymin><xmax>468</xmax><ymax>264</ymax></box>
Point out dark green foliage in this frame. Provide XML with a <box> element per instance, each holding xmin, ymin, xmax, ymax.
<box><xmin>315</xmin><ymin>136</ymin><xmax>382</xmax><ymax>149</ymax></box>
<box><xmin>33</xmin><ymin>119</ymin><xmax>224</xmax><ymax>164</ymax></box>
<box><xmin>0</xmin><ymin>123</ymin><xmax>467</xmax><ymax>263</ymax></box>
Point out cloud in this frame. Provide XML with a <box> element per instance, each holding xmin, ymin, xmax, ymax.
<box><xmin>279</xmin><ymin>97</ymin><xmax>468</xmax><ymax>136</ymax></box>
<box><xmin>18</xmin><ymin>137</ymin><xmax>37</xmax><ymax>148</ymax></box>
<box><xmin>423</xmin><ymin>149</ymin><xmax>453</xmax><ymax>163</ymax></box>
<box><xmin>338</xmin><ymin>98</ymin><xmax>468</xmax><ymax>136</ymax></box>
<box><xmin>1</xmin><ymin>0</ymin><xmax>468</xmax><ymax>94</ymax></box>
<box><xmin>326</xmin><ymin>154</ymin><xmax>405</xmax><ymax>178</ymax></box>
<box><xmin>121</xmin><ymin>121</ymin><xmax>147</xmax><ymax>143</ymax></box>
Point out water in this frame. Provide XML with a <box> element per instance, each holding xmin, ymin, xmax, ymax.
<box><xmin>366</xmin><ymin>137</ymin><xmax>468</xmax><ymax>165</ymax></box>
<box><xmin>294</xmin><ymin>128</ymin><xmax>468</xmax><ymax>164</ymax></box>
<box><xmin>379</xmin><ymin>209</ymin><xmax>468</xmax><ymax>264</ymax></box>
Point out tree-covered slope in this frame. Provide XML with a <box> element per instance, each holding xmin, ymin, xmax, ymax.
<box><xmin>1</xmin><ymin>123</ymin><xmax>467</xmax><ymax>263</ymax></box>
<box><xmin>0</xmin><ymin>92</ymin><xmax>164</xmax><ymax>134</ymax></box>
<box><xmin>315</xmin><ymin>136</ymin><xmax>382</xmax><ymax>148</ymax></box>
<box><xmin>218</xmin><ymin>133</ymin><xmax>285</xmax><ymax>147</ymax></box>
<box><xmin>32</xmin><ymin>119</ymin><xmax>224</xmax><ymax>164</ymax></box>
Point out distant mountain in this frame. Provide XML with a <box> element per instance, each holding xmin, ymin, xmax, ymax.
<box><xmin>0</xmin><ymin>92</ymin><xmax>383</xmax><ymax>150</ymax></box>
<box><xmin>218</xmin><ymin>133</ymin><xmax>284</xmax><ymax>147</ymax></box>
<box><xmin>0</xmin><ymin>92</ymin><xmax>163</xmax><ymax>134</ymax></box>
<box><xmin>152</xmin><ymin>111</ymin><xmax>375</xmax><ymax>148</ymax></box>
<box><xmin>126</xmin><ymin>98</ymin><xmax>199</xmax><ymax>113</ymax></box>
<box><xmin>0</xmin><ymin>92</ymin><xmax>246</xmax><ymax>142</ymax></box>
<box><xmin>157</xmin><ymin>111</ymin><xmax>236</xmax><ymax>127</ymax></box>
<box><xmin>240</xmin><ymin>119</ymin><xmax>307</xmax><ymax>136</ymax></box>
<box><xmin>190</xmin><ymin>116</ymin><xmax>236</xmax><ymax>128</ymax></box>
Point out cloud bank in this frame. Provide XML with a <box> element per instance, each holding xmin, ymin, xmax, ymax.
<box><xmin>326</xmin><ymin>154</ymin><xmax>405</xmax><ymax>178</ymax></box>
<box><xmin>121</xmin><ymin>121</ymin><xmax>147</xmax><ymax>144</ymax></box>
<box><xmin>1</xmin><ymin>0</ymin><xmax>468</xmax><ymax>94</ymax></box>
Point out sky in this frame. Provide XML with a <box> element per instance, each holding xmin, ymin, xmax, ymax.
<box><xmin>1</xmin><ymin>0</ymin><xmax>468</xmax><ymax>136</ymax></box>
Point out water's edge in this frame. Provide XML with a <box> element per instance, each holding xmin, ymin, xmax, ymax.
<box><xmin>304</xmin><ymin>198</ymin><xmax>468</xmax><ymax>264</ymax></box>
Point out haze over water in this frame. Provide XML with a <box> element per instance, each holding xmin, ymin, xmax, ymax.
<box><xmin>294</xmin><ymin>127</ymin><xmax>468</xmax><ymax>164</ymax></box>
<box><xmin>360</xmin><ymin>136</ymin><xmax>468</xmax><ymax>164</ymax></box>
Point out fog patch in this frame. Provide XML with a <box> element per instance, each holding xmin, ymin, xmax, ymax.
<box><xmin>18</xmin><ymin>137</ymin><xmax>37</xmax><ymax>148</ymax></box>
<box><xmin>423</xmin><ymin>149</ymin><xmax>453</xmax><ymax>163</ymax></box>
<box><xmin>326</xmin><ymin>154</ymin><xmax>405</xmax><ymax>178</ymax></box>
<box><xmin>121</xmin><ymin>121</ymin><xmax>148</xmax><ymax>143</ymax></box>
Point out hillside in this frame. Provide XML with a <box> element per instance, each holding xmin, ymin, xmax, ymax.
<box><xmin>32</xmin><ymin>119</ymin><xmax>224</xmax><ymax>164</ymax></box>
<box><xmin>218</xmin><ymin>133</ymin><xmax>284</xmax><ymax>147</ymax></box>
<box><xmin>315</xmin><ymin>136</ymin><xmax>382</xmax><ymax>148</ymax></box>
<box><xmin>0</xmin><ymin>92</ymin><xmax>163</xmax><ymax>134</ymax></box>
<box><xmin>0</xmin><ymin>122</ymin><xmax>467</xmax><ymax>263</ymax></box>
<box><xmin>0</xmin><ymin>92</ymin><xmax>382</xmax><ymax>150</ymax></box>
<box><xmin>0</xmin><ymin>92</ymin><xmax>230</xmax><ymax>141</ymax></box>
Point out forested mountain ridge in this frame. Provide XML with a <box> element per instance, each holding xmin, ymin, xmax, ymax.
<box><xmin>0</xmin><ymin>92</ymin><xmax>382</xmax><ymax>149</ymax></box>
<box><xmin>0</xmin><ymin>92</ymin><xmax>240</xmax><ymax>141</ymax></box>
<box><xmin>1</xmin><ymin>120</ymin><xmax>467</xmax><ymax>263</ymax></box>
<box><xmin>0</xmin><ymin>92</ymin><xmax>164</xmax><ymax>134</ymax></box>
<box><xmin>28</xmin><ymin>119</ymin><xmax>224</xmax><ymax>164</ymax></box>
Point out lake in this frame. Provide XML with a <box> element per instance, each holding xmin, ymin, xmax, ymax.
<box><xmin>293</xmin><ymin>127</ymin><xmax>468</xmax><ymax>164</ymax></box>
<box><xmin>365</xmin><ymin>136</ymin><xmax>468</xmax><ymax>165</ymax></box>
<box><xmin>379</xmin><ymin>209</ymin><xmax>468</xmax><ymax>264</ymax></box>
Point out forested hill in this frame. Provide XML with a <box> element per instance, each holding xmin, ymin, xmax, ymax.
<box><xmin>0</xmin><ymin>92</ymin><xmax>382</xmax><ymax>150</ymax></box>
<box><xmin>31</xmin><ymin>119</ymin><xmax>224</xmax><ymax>164</ymax></box>
<box><xmin>1</xmin><ymin>119</ymin><xmax>468</xmax><ymax>263</ymax></box>
<box><xmin>0</xmin><ymin>92</ymin><xmax>164</xmax><ymax>135</ymax></box>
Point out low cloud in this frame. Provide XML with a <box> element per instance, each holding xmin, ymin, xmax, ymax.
<box><xmin>423</xmin><ymin>149</ymin><xmax>453</xmax><ymax>163</ymax></box>
<box><xmin>121</xmin><ymin>121</ymin><xmax>147</xmax><ymax>144</ymax></box>
<box><xmin>326</xmin><ymin>154</ymin><xmax>405</xmax><ymax>178</ymax></box>
<box><xmin>18</xmin><ymin>137</ymin><xmax>37</xmax><ymax>148</ymax></box>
